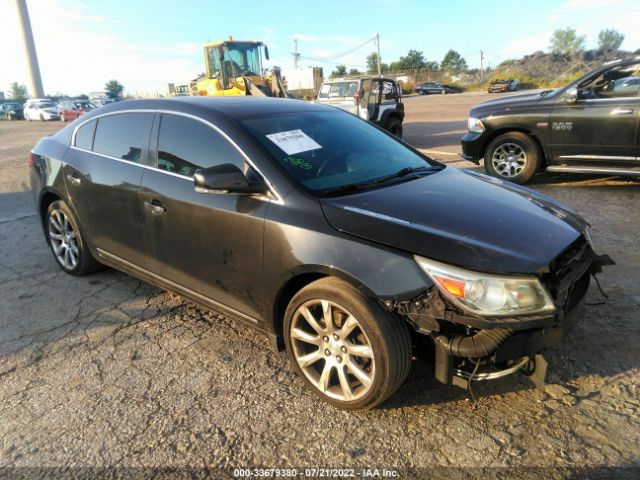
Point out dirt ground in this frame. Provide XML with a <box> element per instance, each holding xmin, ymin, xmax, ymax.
<box><xmin>0</xmin><ymin>93</ymin><xmax>639</xmax><ymax>479</ymax></box>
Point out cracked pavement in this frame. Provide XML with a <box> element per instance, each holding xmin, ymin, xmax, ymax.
<box><xmin>1</xmin><ymin>95</ymin><xmax>639</xmax><ymax>479</ymax></box>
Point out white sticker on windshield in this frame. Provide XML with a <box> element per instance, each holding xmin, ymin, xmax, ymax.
<box><xmin>266</xmin><ymin>129</ymin><xmax>322</xmax><ymax>155</ymax></box>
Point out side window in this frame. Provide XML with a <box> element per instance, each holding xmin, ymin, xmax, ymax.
<box><xmin>93</xmin><ymin>113</ymin><xmax>153</xmax><ymax>163</ymax></box>
<box><xmin>75</xmin><ymin>120</ymin><xmax>96</xmax><ymax>150</ymax></box>
<box><xmin>157</xmin><ymin>114</ymin><xmax>246</xmax><ymax>177</ymax></box>
<box><xmin>587</xmin><ymin>65</ymin><xmax>640</xmax><ymax>99</ymax></box>
<box><xmin>381</xmin><ymin>81</ymin><xmax>397</xmax><ymax>102</ymax></box>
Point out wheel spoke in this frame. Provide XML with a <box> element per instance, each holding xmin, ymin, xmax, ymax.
<box><xmin>51</xmin><ymin>241</ymin><xmax>64</xmax><ymax>255</ymax></box>
<box><xmin>318</xmin><ymin>362</ymin><xmax>332</xmax><ymax>392</ymax></box>
<box><xmin>291</xmin><ymin>327</ymin><xmax>321</xmax><ymax>345</ymax></box>
<box><xmin>321</xmin><ymin>300</ymin><xmax>334</xmax><ymax>333</ymax></box>
<box><xmin>337</xmin><ymin>365</ymin><xmax>353</xmax><ymax>400</ymax></box>
<box><xmin>347</xmin><ymin>358</ymin><xmax>372</xmax><ymax>388</ymax></box>
<box><xmin>49</xmin><ymin>215</ymin><xmax>63</xmax><ymax>232</ymax></box>
<box><xmin>339</xmin><ymin>315</ymin><xmax>359</xmax><ymax>337</ymax></box>
<box><xmin>64</xmin><ymin>247</ymin><xmax>71</xmax><ymax>268</ymax></box>
<box><xmin>49</xmin><ymin>232</ymin><xmax>64</xmax><ymax>240</ymax></box>
<box><xmin>348</xmin><ymin>343</ymin><xmax>373</xmax><ymax>359</ymax></box>
<box><xmin>302</xmin><ymin>307</ymin><xmax>325</xmax><ymax>335</ymax></box>
<box><xmin>296</xmin><ymin>348</ymin><xmax>323</xmax><ymax>368</ymax></box>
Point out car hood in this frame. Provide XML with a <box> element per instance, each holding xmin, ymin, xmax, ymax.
<box><xmin>320</xmin><ymin>167</ymin><xmax>586</xmax><ymax>274</ymax></box>
<box><xmin>472</xmin><ymin>91</ymin><xmax>542</xmax><ymax>114</ymax></box>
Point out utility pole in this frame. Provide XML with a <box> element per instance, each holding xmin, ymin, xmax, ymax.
<box><xmin>479</xmin><ymin>50</ymin><xmax>484</xmax><ymax>82</ymax></box>
<box><xmin>14</xmin><ymin>0</ymin><xmax>44</xmax><ymax>98</ymax></box>
<box><xmin>375</xmin><ymin>33</ymin><xmax>381</xmax><ymax>77</ymax></box>
<box><xmin>293</xmin><ymin>38</ymin><xmax>300</xmax><ymax>70</ymax></box>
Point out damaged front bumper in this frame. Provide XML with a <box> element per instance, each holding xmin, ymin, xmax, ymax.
<box><xmin>391</xmin><ymin>238</ymin><xmax>614</xmax><ymax>389</ymax></box>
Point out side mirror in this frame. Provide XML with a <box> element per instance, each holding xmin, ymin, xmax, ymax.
<box><xmin>264</xmin><ymin>46</ymin><xmax>270</xmax><ymax>60</ymax></box>
<box><xmin>193</xmin><ymin>163</ymin><xmax>265</xmax><ymax>194</ymax></box>
<box><xmin>565</xmin><ymin>86</ymin><xmax>578</xmax><ymax>104</ymax></box>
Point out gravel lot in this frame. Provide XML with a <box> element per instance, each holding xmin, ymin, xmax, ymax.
<box><xmin>1</xmin><ymin>93</ymin><xmax>639</xmax><ymax>479</ymax></box>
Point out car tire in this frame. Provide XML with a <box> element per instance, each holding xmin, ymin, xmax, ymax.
<box><xmin>386</xmin><ymin>117</ymin><xmax>403</xmax><ymax>138</ymax></box>
<box><xmin>40</xmin><ymin>114</ymin><xmax>45</xmax><ymax>121</ymax></box>
<box><xmin>284</xmin><ymin>277</ymin><xmax>412</xmax><ymax>410</ymax></box>
<box><xmin>484</xmin><ymin>132</ymin><xmax>540</xmax><ymax>184</ymax></box>
<box><xmin>45</xmin><ymin>200</ymin><xmax>103</xmax><ymax>276</ymax></box>
<box><xmin>441</xmin><ymin>88</ymin><xmax>447</xmax><ymax>94</ymax></box>
<box><xmin>60</xmin><ymin>114</ymin><xmax>66</xmax><ymax>122</ymax></box>
<box><xmin>25</xmin><ymin>113</ymin><xmax>30</xmax><ymax>121</ymax></box>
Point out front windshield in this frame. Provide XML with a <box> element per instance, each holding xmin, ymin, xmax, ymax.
<box><xmin>242</xmin><ymin>111</ymin><xmax>438</xmax><ymax>194</ymax></box>
<box><xmin>223</xmin><ymin>42</ymin><xmax>262</xmax><ymax>77</ymax></box>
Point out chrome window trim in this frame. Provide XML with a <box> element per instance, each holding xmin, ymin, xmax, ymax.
<box><xmin>70</xmin><ymin>108</ymin><xmax>284</xmax><ymax>205</ymax></box>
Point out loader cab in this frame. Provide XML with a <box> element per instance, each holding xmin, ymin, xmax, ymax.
<box><xmin>204</xmin><ymin>40</ymin><xmax>268</xmax><ymax>93</ymax></box>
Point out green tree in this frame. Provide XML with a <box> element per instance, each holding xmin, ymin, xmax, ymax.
<box><xmin>9</xmin><ymin>82</ymin><xmax>28</xmax><ymax>100</ymax></box>
<box><xmin>366</xmin><ymin>52</ymin><xmax>388</xmax><ymax>74</ymax></box>
<box><xmin>104</xmin><ymin>79</ymin><xmax>124</xmax><ymax>98</ymax></box>
<box><xmin>440</xmin><ymin>50</ymin><xmax>467</xmax><ymax>71</ymax></box>
<box><xmin>330</xmin><ymin>65</ymin><xmax>347</xmax><ymax>77</ymax></box>
<box><xmin>598</xmin><ymin>28</ymin><xmax>625</xmax><ymax>51</ymax></box>
<box><xmin>549</xmin><ymin>28</ymin><xmax>586</xmax><ymax>56</ymax></box>
<box><xmin>348</xmin><ymin>68</ymin><xmax>362</xmax><ymax>75</ymax></box>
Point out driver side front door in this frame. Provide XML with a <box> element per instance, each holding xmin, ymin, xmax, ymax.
<box><xmin>549</xmin><ymin>64</ymin><xmax>640</xmax><ymax>164</ymax></box>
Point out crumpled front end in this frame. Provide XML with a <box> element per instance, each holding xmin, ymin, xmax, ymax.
<box><xmin>391</xmin><ymin>235</ymin><xmax>613</xmax><ymax>388</ymax></box>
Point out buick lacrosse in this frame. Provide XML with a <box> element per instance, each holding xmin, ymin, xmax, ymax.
<box><xmin>30</xmin><ymin>97</ymin><xmax>611</xmax><ymax>409</ymax></box>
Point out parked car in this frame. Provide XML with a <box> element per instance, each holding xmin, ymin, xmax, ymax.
<box><xmin>91</xmin><ymin>98</ymin><xmax>117</xmax><ymax>107</ymax></box>
<box><xmin>30</xmin><ymin>97</ymin><xmax>612</xmax><ymax>409</ymax></box>
<box><xmin>416</xmin><ymin>82</ymin><xmax>461</xmax><ymax>95</ymax></box>
<box><xmin>0</xmin><ymin>102</ymin><xmax>24</xmax><ymax>120</ymax></box>
<box><xmin>24</xmin><ymin>99</ymin><xmax>59</xmax><ymax>121</ymax></box>
<box><xmin>488</xmin><ymin>79</ymin><xmax>519</xmax><ymax>93</ymax></box>
<box><xmin>316</xmin><ymin>77</ymin><xmax>404</xmax><ymax>137</ymax></box>
<box><xmin>462</xmin><ymin>58</ymin><xmax>640</xmax><ymax>183</ymax></box>
<box><xmin>57</xmin><ymin>100</ymin><xmax>96</xmax><ymax>122</ymax></box>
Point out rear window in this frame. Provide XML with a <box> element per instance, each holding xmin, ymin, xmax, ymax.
<box><xmin>318</xmin><ymin>81</ymin><xmax>359</xmax><ymax>99</ymax></box>
<box><xmin>75</xmin><ymin>120</ymin><xmax>96</xmax><ymax>150</ymax></box>
<box><xmin>93</xmin><ymin>113</ymin><xmax>153</xmax><ymax>163</ymax></box>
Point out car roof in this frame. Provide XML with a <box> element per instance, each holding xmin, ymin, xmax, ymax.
<box><xmin>90</xmin><ymin>97</ymin><xmax>335</xmax><ymax>119</ymax></box>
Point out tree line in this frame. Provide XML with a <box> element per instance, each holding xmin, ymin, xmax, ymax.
<box><xmin>4</xmin><ymin>79</ymin><xmax>124</xmax><ymax>101</ymax></box>
<box><xmin>330</xmin><ymin>27</ymin><xmax>627</xmax><ymax>77</ymax></box>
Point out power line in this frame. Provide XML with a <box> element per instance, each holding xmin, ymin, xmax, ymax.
<box><xmin>298</xmin><ymin>55</ymin><xmax>367</xmax><ymax>69</ymax></box>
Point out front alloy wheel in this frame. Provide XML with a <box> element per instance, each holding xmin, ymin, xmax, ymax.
<box><xmin>284</xmin><ymin>277</ymin><xmax>412</xmax><ymax>410</ymax></box>
<box><xmin>491</xmin><ymin>142</ymin><xmax>527</xmax><ymax>178</ymax></box>
<box><xmin>290</xmin><ymin>299</ymin><xmax>375</xmax><ymax>402</ymax></box>
<box><xmin>484</xmin><ymin>132</ymin><xmax>540</xmax><ymax>184</ymax></box>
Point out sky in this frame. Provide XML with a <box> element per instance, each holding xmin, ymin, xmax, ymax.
<box><xmin>1</xmin><ymin>0</ymin><xmax>639</xmax><ymax>97</ymax></box>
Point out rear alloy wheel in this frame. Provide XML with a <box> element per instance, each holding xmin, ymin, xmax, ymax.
<box><xmin>284</xmin><ymin>278</ymin><xmax>411</xmax><ymax>410</ymax></box>
<box><xmin>46</xmin><ymin>200</ymin><xmax>102</xmax><ymax>275</ymax></box>
<box><xmin>484</xmin><ymin>132</ymin><xmax>540</xmax><ymax>184</ymax></box>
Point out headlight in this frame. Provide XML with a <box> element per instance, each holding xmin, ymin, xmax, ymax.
<box><xmin>467</xmin><ymin>116</ymin><xmax>485</xmax><ymax>134</ymax></box>
<box><xmin>415</xmin><ymin>256</ymin><xmax>555</xmax><ymax>317</ymax></box>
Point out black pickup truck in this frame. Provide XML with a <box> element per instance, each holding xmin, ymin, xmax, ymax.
<box><xmin>461</xmin><ymin>58</ymin><xmax>640</xmax><ymax>183</ymax></box>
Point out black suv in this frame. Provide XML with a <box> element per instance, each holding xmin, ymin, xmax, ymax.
<box><xmin>461</xmin><ymin>58</ymin><xmax>640</xmax><ymax>183</ymax></box>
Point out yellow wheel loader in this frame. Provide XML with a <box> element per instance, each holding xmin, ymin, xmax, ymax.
<box><xmin>192</xmin><ymin>38</ymin><xmax>288</xmax><ymax>98</ymax></box>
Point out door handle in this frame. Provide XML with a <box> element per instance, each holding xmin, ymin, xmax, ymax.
<box><xmin>144</xmin><ymin>200</ymin><xmax>166</xmax><ymax>216</ymax></box>
<box><xmin>66</xmin><ymin>173</ymin><xmax>82</xmax><ymax>186</ymax></box>
<box><xmin>611</xmin><ymin>108</ymin><xmax>634</xmax><ymax>115</ymax></box>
